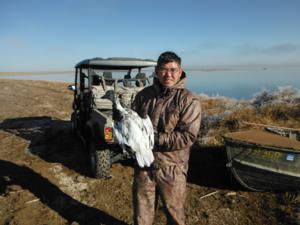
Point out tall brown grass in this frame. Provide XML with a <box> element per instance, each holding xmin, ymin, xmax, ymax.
<box><xmin>198</xmin><ymin>86</ymin><xmax>300</xmax><ymax>145</ymax></box>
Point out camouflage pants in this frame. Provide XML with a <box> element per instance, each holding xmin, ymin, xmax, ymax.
<box><xmin>133</xmin><ymin>165</ymin><xmax>187</xmax><ymax>225</ymax></box>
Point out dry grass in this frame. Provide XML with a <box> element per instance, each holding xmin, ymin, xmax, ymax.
<box><xmin>199</xmin><ymin>87</ymin><xmax>300</xmax><ymax>145</ymax></box>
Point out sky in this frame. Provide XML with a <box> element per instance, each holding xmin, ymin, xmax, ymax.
<box><xmin>1</xmin><ymin>0</ymin><xmax>300</xmax><ymax>71</ymax></box>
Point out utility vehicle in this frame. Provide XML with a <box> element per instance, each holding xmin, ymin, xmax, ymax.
<box><xmin>69</xmin><ymin>57</ymin><xmax>156</xmax><ymax>178</ymax></box>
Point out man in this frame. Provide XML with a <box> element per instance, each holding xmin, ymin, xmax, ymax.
<box><xmin>133</xmin><ymin>51</ymin><xmax>201</xmax><ymax>225</ymax></box>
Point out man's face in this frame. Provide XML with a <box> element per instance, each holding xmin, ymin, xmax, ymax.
<box><xmin>156</xmin><ymin>62</ymin><xmax>183</xmax><ymax>88</ymax></box>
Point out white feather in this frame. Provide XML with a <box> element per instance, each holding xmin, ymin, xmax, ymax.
<box><xmin>112</xmin><ymin>95</ymin><xmax>154</xmax><ymax>167</ymax></box>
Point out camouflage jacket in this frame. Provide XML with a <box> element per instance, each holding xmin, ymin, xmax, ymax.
<box><xmin>133</xmin><ymin>72</ymin><xmax>201</xmax><ymax>173</ymax></box>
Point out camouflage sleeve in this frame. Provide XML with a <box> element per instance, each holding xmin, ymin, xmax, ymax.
<box><xmin>158</xmin><ymin>96</ymin><xmax>201</xmax><ymax>151</ymax></box>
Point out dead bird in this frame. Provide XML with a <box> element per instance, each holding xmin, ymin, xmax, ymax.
<box><xmin>102</xmin><ymin>90</ymin><xmax>154</xmax><ymax>167</ymax></box>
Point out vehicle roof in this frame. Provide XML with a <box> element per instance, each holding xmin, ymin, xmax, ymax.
<box><xmin>75</xmin><ymin>57</ymin><xmax>157</xmax><ymax>70</ymax></box>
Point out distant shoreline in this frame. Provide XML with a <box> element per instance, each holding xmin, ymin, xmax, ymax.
<box><xmin>0</xmin><ymin>71</ymin><xmax>73</xmax><ymax>76</ymax></box>
<box><xmin>0</xmin><ymin>68</ymin><xmax>263</xmax><ymax>75</ymax></box>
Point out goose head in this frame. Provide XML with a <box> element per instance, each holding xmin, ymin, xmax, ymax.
<box><xmin>101</xmin><ymin>90</ymin><xmax>116</xmax><ymax>103</ymax></box>
<box><xmin>101</xmin><ymin>90</ymin><xmax>124</xmax><ymax>121</ymax></box>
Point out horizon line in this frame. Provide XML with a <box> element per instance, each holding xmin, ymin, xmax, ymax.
<box><xmin>1</xmin><ymin>64</ymin><xmax>300</xmax><ymax>75</ymax></box>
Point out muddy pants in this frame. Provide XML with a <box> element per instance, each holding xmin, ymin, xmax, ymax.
<box><xmin>133</xmin><ymin>165</ymin><xmax>187</xmax><ymax>225</ymax></box>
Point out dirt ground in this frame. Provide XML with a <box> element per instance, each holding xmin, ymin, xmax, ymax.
<box><xmin>0</xmin><ymin>79</ymin><xmax>299</xmax><ymax>225</ymax></box>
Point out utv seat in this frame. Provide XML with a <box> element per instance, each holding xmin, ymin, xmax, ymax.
<box><xmin>135</xmin><ymin>72</ymin><xmax>146</xmax><ymax>87</ymax></box>
<box><xmin>91</xmin><ymin>73</ymin><xmax>113</xmax><ymax>109</ymax></box>
<box><xmin>123</xmin><ymin>74</ymin><xmax>133</xmax><ymax>87</ymax></box>
<box><xmin>103</xmin><ymin>71</ymin><xmax>114</xmax><ymax>86</ymax></box>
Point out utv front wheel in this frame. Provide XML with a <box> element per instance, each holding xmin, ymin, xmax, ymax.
<box><xmin>89</xmin><ymin>142</ymin><xmax>111</xmax><ymax>178</ymax></box>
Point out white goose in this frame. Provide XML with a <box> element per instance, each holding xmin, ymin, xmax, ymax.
<box><xmin>102</xmin><ymin>90</ymin><xmax>154</xmax><ymax>167</ymax></box>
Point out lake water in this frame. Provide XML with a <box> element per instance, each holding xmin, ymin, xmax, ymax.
<box><xmin>1</xmin><ymin>67</ymin><xmax>299</xmax><ymax>99</ymax></box>
<box><xmin>187</xmin><ymin>67</ymin><xmax>300</xmax><ymax>99</ymax></box>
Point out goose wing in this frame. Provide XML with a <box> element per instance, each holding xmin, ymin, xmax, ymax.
<box><xmin>113</xmin><ymin>109</ymin><xmax>154</xmax><ymax>167</ymax></box>
<box><xmin>126</xmin><ymin>114</ymin><xmax>154</xmax><ymax>167</ymax></box>
<box><xmin>142</xmin><ymin>115</ymin><xmax>154</xmax><ymax>149</ymax></box>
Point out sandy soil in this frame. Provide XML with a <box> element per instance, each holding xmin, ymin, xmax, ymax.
<box><xmin>0</xmin><ymin>79</ymin><xmax>299</xmax><ymax>225</ymax></box>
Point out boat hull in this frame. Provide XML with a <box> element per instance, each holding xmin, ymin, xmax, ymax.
<box><xmin>225</xmin><ymin>140</ymin><xmax>300</xmax><ymax>191</ymax></box>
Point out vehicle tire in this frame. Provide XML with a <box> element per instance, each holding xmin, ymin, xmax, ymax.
<box><xmin>70</xmin><ymin>112</ymin><xmax>77</xmax><ymax>133</ymax></box>
<box><xmin>89</xmin><ymin>141</ymin><xmax>112</xmax><ymax>178</ymax></box>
